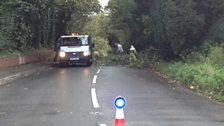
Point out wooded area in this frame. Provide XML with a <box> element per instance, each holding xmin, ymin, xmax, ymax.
<box><xmin>0</xmin><ymin>0</ymin><xmax>100</xmax><ymax>53</ymax></box>
<box><xmin>106</xmin><ymin>0</ymin><xmax>224</xmax><ymax>59</ymax></box>
<box><xmin>1</xmin><ymin>0</ymin><xmax>224</xmax><ymax>60</ymax></box>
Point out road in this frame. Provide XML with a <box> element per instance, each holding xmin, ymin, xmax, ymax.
<box><xmin>0</xmin><ymin>65</ymin><xmax>223</xmax><ymax>126</ymax></box>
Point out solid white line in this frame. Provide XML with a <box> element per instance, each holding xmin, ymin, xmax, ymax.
<box><xmin>100</xmin><ymin>124</ymin><xmax>106</xmax><ymax>126</ymax></box>
<box><xmin>93</xmin><ymin>75</ymin><xmax>97</xmax><ymax>84</ymax></box>
<box><xmin>91</xmin><ymin>88</ymin><xmax>100</xmax><ymax>108</ymax></box>
<box><xmin>97</xmin><ymin>69</ymin><xmax>101</xmax><ymax>74</ymax></box>
<box><xmin>0</xmin><ymin>112</ymin><xmax>6</xmax><ymax>115</ymax></box>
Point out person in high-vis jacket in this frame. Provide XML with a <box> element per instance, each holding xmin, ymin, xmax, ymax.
<box><xmin>129</xmin><ymin>45</ymin><xmax>137</xmax><ymax>62</ymax></box>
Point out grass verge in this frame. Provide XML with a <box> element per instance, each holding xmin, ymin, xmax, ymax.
<box><xmin>153</xmin><ymin>61</ymin><xmax>224</xmax><ymax>102</ymax></box>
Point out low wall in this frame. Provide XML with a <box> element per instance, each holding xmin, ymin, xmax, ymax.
<box><xmin>0</xmin><ymin>52</ymin><xmax>55</xmax><ymax>68</ymax></box>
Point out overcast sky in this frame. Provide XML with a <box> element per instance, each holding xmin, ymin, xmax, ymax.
<box><xmin>99</xmin><ymin>0</ymin><xmax>109</xmax><ymax>8</ymax></box>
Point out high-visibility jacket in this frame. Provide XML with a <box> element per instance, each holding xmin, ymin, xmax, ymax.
<box><xmin>130</xmin><ymin>46</ymin><xmax>137</xmax><ymax>61</ymax></box>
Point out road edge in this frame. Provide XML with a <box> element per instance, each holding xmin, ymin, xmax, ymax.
<box><xmin>0</xmin><ymin>65</ymin><xmax>51</xmax><ymax>86</ymax></box>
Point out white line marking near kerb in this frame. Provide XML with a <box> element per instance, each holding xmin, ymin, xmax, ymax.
<box><xmin>0</xmin><ymin>112</ymin><xmax>6</xmax><ymax>115</ymax></box>
<box><xmin>97</xmin><ymin>69</ymin><xmax>101</xmax><ymax>74</ymax></box>
<box><xmin>93</xmin><ymin>75</ymin><xmax>97</xmax><ymax>84</ymax></box>
<box><xmin>100</xmin><ymin>124</ymin><xmax>106</xmax><ymax>126</ymax></box>
<box><xmin>91</xmin><ymin>88</ymin><xmax>100</xmax><ymax>108</ymax></box>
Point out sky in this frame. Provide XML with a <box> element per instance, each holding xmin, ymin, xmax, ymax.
<box><xmin>99</xmin><ymin>0</ymin><xmax>109</xmax><ymax>8</ymax></box>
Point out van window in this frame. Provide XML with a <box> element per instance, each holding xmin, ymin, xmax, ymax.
<box><xmin>61</xmin><ymin>37</ymin><xmax>88</xmax><ymax>46</ymax></box>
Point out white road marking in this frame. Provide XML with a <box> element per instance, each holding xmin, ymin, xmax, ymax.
<box><xmin>91</xmin><ymin>68</ymin><xmax>106</xmax><ymax>125</ymax></box>
<box><xmin>0</xmin><ymin>112</ymin><xmax>6</xmax><ymax>115</ymax></box>
<box><xmin>93</xmin><ymin>75</ymin><xmax>97</xmax><ymax>84</ymax></box>
<box><xmin>91</xmin><ymin>88</ymin><xmax>100</xmax><ymax>108</ymax></box>
<box><xmin>97</xmin><ymin>69</ymin><xmax>101</xmax><ymax>74</ymax></box>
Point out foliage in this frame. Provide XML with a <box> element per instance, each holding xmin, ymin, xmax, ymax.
<box><xmin>93</xmin><ymin>36</ymin><xmax>112</xmax><ymax>58</ymax></box>
<box><xmin>154</xmin><ymin>46</ymin><xmax>224</xmax><ymax>101</ymax></box>
<box><xmin>94</xmin><ymin>53</ymin><xmax>130</xmax><ymax>66</ymax></box>
<box><xmin>106</xmin><ymin>0</ymin><xmax>136</xmax><ymax>47</ymax></box>
<box><xmin>129</xmin><ymin>47</ymin><xmax>160</xmax><ymax>68</ymax></box>
<box><xmin>82</xmin><ymin>13</ymin><xmax>113</xmax><ymax>62</ymax></box>
<box><xmin>82</xmin><ymin>14</ymin><xmax>110</xmax><ymax>38</ymax></box>
<box><xmin>106</xmin><ymin>0</ymin><xmax>224</xmax><ymax>59</ymax></box>
<box><xmin>205</xmin><ymin>17</ymin><xmax>224</xmax><ymax>45</ymax></box>
<box><xmin>206</xmin><ymin>47</ymin><xmax>224</xmax><ymax>65</ymax></box>
<box><xmin>0</xmin><ymin>0</ymin><xmax>100</xmax><ymax>54</ymax></box>
<box><xmin>66</xmin><ymin>0</ymin><xmax>101</xmax><ymax>33</ymax></box>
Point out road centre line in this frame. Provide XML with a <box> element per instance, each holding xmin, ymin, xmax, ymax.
<box><xmin>91</xmin><ymin>67</ymin><xmax>106</xmax><ymax>126</ymax></box>
<box><xmin>93</xmin><ymin>75</ymin><xmax>97</xmax><ymax>84</ymax></box>
<box><xmin>0</xmin><ymin>112</ymin><xmax>6</xmax><ymax>115</ymax></box>
<box><xmin>91</xmin><ymin>88</ymin><xmax>100</xmax><ymax>108</ymax></box>
<box><xmin>97</xmin><ymin>69</ymin><xmax>101</xmax><ymax>74</ymax></box>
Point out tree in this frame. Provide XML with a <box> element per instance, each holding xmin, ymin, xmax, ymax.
<box><xmin>106</xmin><ymin>0</ymin><xmax>224</xmax><ymax>59</ymax></box>
<box><xmin>106</xmin><ymin>0</ymin><xmax>136</xmax><ymax>48</ymax></box>
<box><xmin>152</xmin><ymin>0</ymin><xmax>205</xmax><ymax>58</ymax></box>
<box><xmin>0</xmin><ymin>0</ymin><xmax>100</xmax><ymax>52</ymax></box>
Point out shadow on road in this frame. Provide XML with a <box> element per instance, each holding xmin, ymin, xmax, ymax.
<box><xmin>50</xmin><ymin>62</ymin><xmax>90</xmax><ymax>68</ymax></box>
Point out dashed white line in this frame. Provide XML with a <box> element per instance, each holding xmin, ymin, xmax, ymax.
<box><xmin>97</xmin><ymin>69</ymin><xmax>101</xmax><ymax>74</ymax></box>
<box><xmin>91</xmin><ymin>88</ymin><xmax>100</xmax><ymax>108</ymax></box>
<box><xmin>91</xmin><ymin>67</ymin><xmax>106</xmax><ymax>125</ymax></box>
<box><xmin>0</xmin><ymin>112</ymin><xmax>6</xmax><ymax>115</ymax></box>
<box><xmin>92</xmin><ymin>75</ymin><xmax>97</xmax><ymax>84</ymax></box>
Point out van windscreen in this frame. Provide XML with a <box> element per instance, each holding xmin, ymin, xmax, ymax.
<box><xmin>61</xmin><ymin>37</ymin><xmax>88</xmax><ymax>46</ymax></box>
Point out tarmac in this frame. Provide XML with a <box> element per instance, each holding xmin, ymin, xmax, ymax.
<box><xmin>0</xmin><ymin>62</ymin><xmax>52</xmax><ymax>86</ymax></box>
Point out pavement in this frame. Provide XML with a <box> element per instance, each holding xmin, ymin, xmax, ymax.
<box><xmin>0</xmin><ymin>62</ymin><xmax>52</xmax><ymax>86</ymax></box>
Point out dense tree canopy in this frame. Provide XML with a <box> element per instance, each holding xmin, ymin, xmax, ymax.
<box><xmin>1</xmin><ymin>0</ymin><xmax>224</xmax><ymax>60</ymax></box>
<box><xmin>106</xmin><ymin>0</ymin><xmax>224</xmax><ymax>59</ymax></box>
<box><xmin>0</xmin><ymin>0</ymin><xmax>100</xmax><ymax>52</ymax></box>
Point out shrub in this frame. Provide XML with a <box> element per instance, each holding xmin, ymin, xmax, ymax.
<box><xmin>206</xmin><ymin>47</ymin><xmax>224</xmax><ymax>65</ymax></box>
<box><xmin>129</xmin><ymin>47</ymin><xmax>160</xmax><ymax>68</ymax></box>
<box><xmin>169</xmin><ymin>63</ymin><xmax>200</xmax><ymax>84</ymax></box>
<box><xmin>93</xmin><ymin>36</ymin><xmax>112</xmax><ymax>59</ymax></box>
<box><xmin>94</xmin><ymin>53</ymin><xmax>130</xmax><ymax>66</ymax></box>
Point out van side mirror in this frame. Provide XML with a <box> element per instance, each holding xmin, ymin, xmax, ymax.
<box><xmin>92</xmin><ymin>43</ymin><xmax>95</xmax><ymax>48</ymax></box>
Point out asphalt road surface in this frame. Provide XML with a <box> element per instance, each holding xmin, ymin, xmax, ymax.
<box><xmin>0</xmin><ymin>65</ymin><xmax>224</xmax><ymax>126</ymax></box>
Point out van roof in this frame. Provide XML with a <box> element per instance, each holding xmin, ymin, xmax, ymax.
<box><xmin>61</xmin><ymin>35</ymin><xmax>89</xmax><ymax>38</ymax></box>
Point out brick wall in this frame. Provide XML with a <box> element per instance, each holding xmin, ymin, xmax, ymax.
<box><xmin>0</xmin><ymin>52</ymin><xmax>55</xmax><ymax>68</ymax></box>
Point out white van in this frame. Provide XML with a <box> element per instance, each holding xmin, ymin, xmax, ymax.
<box><xmin>55</xmin><ymin>35</ymin><xmax>94</xmax><ymax>66</ymax></box>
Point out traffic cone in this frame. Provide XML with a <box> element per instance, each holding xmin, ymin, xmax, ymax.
<box><xmin>115</xmin><ymin>107</ymin><xmax>125</xmax><ymax>126</ymax></box>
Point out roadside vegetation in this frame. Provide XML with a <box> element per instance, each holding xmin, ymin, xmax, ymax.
<box><xmin>0</xmin><ymin>0</ymin><xmax>100</xmax><ymax>56</ymax></box>
<box><xmin>154</xmin><ymin>47</ymin><xmax>224</xmax><ymax>102</ymax></box>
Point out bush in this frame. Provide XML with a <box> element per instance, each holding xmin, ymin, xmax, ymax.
<box><xmin>129</xmin><ymin>47</ymin><xmax>160</xmax><ymax>68</ymax></box>
<box><xmin>168</xmin><ymin>63</ymin><xmax>200</xmax><ymax>84</ymax></box>
<box><xmin>93</xmin><ymin>36</ymin><xmax>112</xmax><ymax>58</ymax></box>
<box><xmin>94</xmin><ymin>53</ymin><xmax>130</xmax><ymax>66</ymax></box>
<box><xmin>206</xmin><ymin>47</ymin><xmax>224</xmax><ymax>65</ymax></box>
<box><xmin>206</xmin><ymin>17</ymin><xmax>224</xmax><ymax>45</ymax></box>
